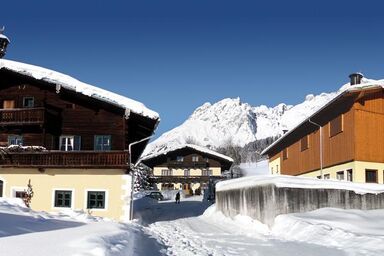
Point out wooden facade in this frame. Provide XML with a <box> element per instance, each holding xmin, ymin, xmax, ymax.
<box><xmin>0</xmin><ymin>69</ymin><xmax>158</xmax><ymax>168</ymax></box>
<box><xmin>264</xmin><ymin>86</ymin><xmax>384</xmax><ymax>178</ymax></box>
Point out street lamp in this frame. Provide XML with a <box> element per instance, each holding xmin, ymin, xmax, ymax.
<box><xmin>0</xmin><ymin>27</ymin><xmax>10</xmax><ymax>58</ymax></box>
<box><xmin>128</xmin><ymin>135</ymin><xmax>153</xmax><ymax>220</ymax></box>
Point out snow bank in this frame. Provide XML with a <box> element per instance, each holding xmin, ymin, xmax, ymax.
<box><xmin>216</xmin><ymin>175</ymin><xmax>384</xmax><ymax>194</ymax></box>
<box><xmin>0</xmin><ymin>59</ymin><xmax>159</xmax><ymax>120</ymax></box>
<box><xmin>216</xmin><ymin>175</ymin><xmax>384</xmax><ymax>226</ymax></box>
<box><xmin>272</xmin><ymin>208</ymin><xmax>384</xmax><ymax>255</ymax></box>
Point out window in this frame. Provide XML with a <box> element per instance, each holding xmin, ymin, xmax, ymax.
<box><xmin>54</xmin><ymin>190</ymin><xmax>72</xmax><ymax>208</ymax></box>
<box><xmin>317</xmin><ymin>175</ymin><xmax>321</xmax><ymax>179</ymax></box>
<box><xmin>336</xmin><ymin>171</ymin><xmax>344</xmax><ymax>181</ymax></box>
<box><xmin>324</xmin><ymin>174</ymin><xmax>330</xmax><ymax>179</ymax></box>
<box><xmin>330</xmin><ymin>115</ymin><xmax>343</xmax><ymax>137</ymax></box>
<box><xmin>184</xmin><ymin>169</ymin><xmax>190</xmax><ymax>176</ymax></box>
<box><xmin>176</xmin><ymin>156</ymin><xmax>184</xmax><ymax>162</ymax></box>
<box><xmin>347</xmin><ymin>169</ymin><xmax>353</xmax><ymax>182</ymax></box>
<box><xmin>94</xmin><ymin>135</ymin><xmax>111</xmax><ymax>151</ymax></box>
<box><xmin>202</xmin><ymin>169</ymin><xmax>213</xmax><ymax>176</ymax></box>
<box><xmin>192</xmin><ymin>156</ymin><xmax>199</xmax><ymax>162</ymax></box>
<box><xmin>300</xmin><ymin>136</ymin><xmax>309</xmax><ymax>151</ymax></box>
<box><xmin>161</xmin><ymin>169</ymin><xmax>172</xmax><ymax>176</ymax></box>
<box><xmin>283</xmin><ymin>148</ymin><xmax>288</xmax><ymax>160</ymax></box>
<box><xmin>23</xmin><ymin>97</ymin><xmax>34</xmax><ymax>108</ymax></box>
<box><xmin>162</xmin><ymin>183</ymin><xmax>174</xmax><ymax>190</ymax></box>
<box><xmin>15</xmin><ymin>191</ymin><xmax>26</xmax><ymax>198</ymax></box>
<box><xmin>87</xmin><ymin>191</ymin><xmax>106</xmax><ymax>209</ymax></box>
<box><xmin>8</xmin><ymin>135</ymin><xmax>23</xmax><ymax>146</ymax></box>
<box><xmin>365</xmin><ymin>169</ymin><xmax>378</xmax><ymax>183</ymax></box>
<box><xmin>60</xmin><ymin>136</ymin><xmax>81</xmax><ymax>151</ymax></box>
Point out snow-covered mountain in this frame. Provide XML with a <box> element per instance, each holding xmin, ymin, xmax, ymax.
<box><xmin>143</xmin><ymin>77</ymin><xmax>377</xmax><ymax>158</ymax></box>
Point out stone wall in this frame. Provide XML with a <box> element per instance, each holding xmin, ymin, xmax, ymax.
<box><xmin>216</xmin><ymin>184</ymin><xmax>384</xmax><ymax>226</ymax></box>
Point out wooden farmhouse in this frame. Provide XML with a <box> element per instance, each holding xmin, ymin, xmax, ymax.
<box><xmin>140</xmin><ymin>144</ymin><xmax>233</xmax><ymax>195</ymax></box>
<box><xmin>262</xmin><ymin>73</ymin><xmax>384</xmax><ymax>184</ymax></box>
<box><xmin>0</xmin><ymin>59</ymin><xmax>159</xmax><ymax>220</ymax></box>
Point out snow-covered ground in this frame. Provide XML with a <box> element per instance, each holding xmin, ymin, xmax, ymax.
<box><xmin>1</xmin><ymin>191</ymin><xmax>384</xmax><ymax>255</ymax></box>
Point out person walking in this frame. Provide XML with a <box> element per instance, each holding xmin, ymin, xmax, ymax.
<box><xmin>175</xmin><ymin>191</ymin><xmax>180</xmax><ymax>204</ymax></box>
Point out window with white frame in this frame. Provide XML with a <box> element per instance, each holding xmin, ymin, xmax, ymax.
<box><xmin>347</xmin><ymin>169</ymin><xmax>353</xmax><ymax>181</ymax></box>
<box><xmin>54</xmin><ymin>190</ymin><xmax>72</xmax><ymax>208</ymax></box>
<box><xmin>23</xmin><ymin>97</ymin><xmax>34</xmax><ymax>108</ymax></box>
<box><xmin>60</xmin><ymin>135</ymin><xmax>81</xmax><ymax>151</ymax></box>
<box><xmin>192</xmin><ymin>156</ymin><xmax>199</xmax><ymax>162</ymax></box>
<box><xmin>336</xmin><ymin>171</ymin><xmax>344</xmax><ymax>181</ymax></box>
<box><xmin>176</xmin><ymin>156</ymin><xmax>184</xmax><ymax>162</ymax></box>
<box><xmin>87</xmin><ymin>191</ymin><xmax>106</xmax><ymax>209</ymax></box>
<box><xmin>202</xmin><ymin>169</ymin><xmax>212</xmax><ymax>176</ymax></box>
<box><xmin>161</xmin><ymin>169</ymin><xmax>173</xmax><ymax>176</ymax></box>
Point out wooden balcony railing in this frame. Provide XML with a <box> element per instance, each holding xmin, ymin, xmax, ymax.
<box><xmin>0</xmin><ymin>151</ymin><xmax>129</xmax><ymax>168</ymax></box>
<box><xmin>0</xmin><ymin>108</ymin><xmax>45</xmax><ymax>126</ymax></box>
<box><xmin>150</xmin><ymin>175</ymin><xmax>223</xmax><ymax>183</ymax></box>
<box><xmin>167</xmin><ymin>161</ymin><xmax>208</xmax><ymax>169</ymax></box>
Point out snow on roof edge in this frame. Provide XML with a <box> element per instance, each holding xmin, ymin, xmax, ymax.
<box><xmin>216</xmin><ymin>175</ymin><xmax>384</xmax><ymax>195</ymax></box>
<box><xmin>0</xmin><ymin>59</ymin><xmax>159</xmax><ymax>120</ymax></box>
<box><xmin>140</xmin><ymin>143</ymin><xmax>234</xmax><ymax>163</ymax></box>
<box><xmin>261</xmin><ymin>82</ymin><xmax>384</xmax><ymax>156</ymax></box>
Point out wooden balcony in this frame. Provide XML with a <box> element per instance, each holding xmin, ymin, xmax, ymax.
<box><xmin>0</xmin><ymin>108</ymin><xmax>45</xmax><ymax>126</ymax></box>
<box><xmin>150</xmin><ymin>175</ymin><xmax>223</xmax><ymax>183</ymax></box>
<box><xmin>167</xmin><ymin>161</ymin><xmax>208</xmax><ymax>169</ymax></box>
<box><xmin>0</xmin><ymin>151</ymin><xmax>129</xmax><ymax>169</ymax></box>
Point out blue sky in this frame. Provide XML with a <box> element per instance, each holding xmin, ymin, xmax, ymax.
<box><xmin>2</xmin><ymin>0</ymin><xmax>384</xmax><ymax>138</ymax></box>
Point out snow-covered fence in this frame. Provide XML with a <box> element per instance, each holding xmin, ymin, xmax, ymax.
<box><xmin>215</xmin><ymin>176</ymin><xmax>384</xmax><ymax>226</ymax></box>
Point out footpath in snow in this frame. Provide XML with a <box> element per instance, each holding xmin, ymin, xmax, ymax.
<box><xmin>143</xmin><ymin>195</ymin><xmax>384</xmax><ymax>256</ymax></box>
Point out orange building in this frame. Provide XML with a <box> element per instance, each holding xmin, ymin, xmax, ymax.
<box><xmin>262</xmin><ymin>73</ymin><xmax>384</xmax><ymax>184</ymax></box>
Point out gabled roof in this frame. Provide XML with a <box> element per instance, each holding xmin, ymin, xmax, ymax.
<box><xmin>262</xmin><ymin>80</ymin><xmax>384</xmax><ymax>156</ymax></box>
<box><xmin>141</xmin><ymin>143</ymin><xmax>234</xmax><ymax>162</ymax></box>
<box><xmin>0</xmin><ymin>59</ymin><xmax>159</xmax><ymax>121</ymax></box>
<box><xmin>140</xmin><ymin>143</ymin><xmax>234</xmax><ymax>167</ymax></box>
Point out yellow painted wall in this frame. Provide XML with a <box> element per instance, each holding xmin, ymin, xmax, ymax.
<box><xmin>0</xmin><ymin>168</ymin><xmax>128</xmax><ymax>220</ymax></box>
<box><xmin>300</xmin><ymin>160</ymin><xmax>384</xmax><ymax>183</ymax></box>
<box><xmin>269</xmin><ymin>157</ymin><xmax>281</xmax><ymax>175</ymax></box>
<box><xmin>153</xmin><ymin>166</ymin><xmax>222</xmax><ymax>194</ymax></box>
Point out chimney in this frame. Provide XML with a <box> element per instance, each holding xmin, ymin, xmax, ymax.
<box><xmin>349</xmin><ymin>72</ymin><xmax>363</xmax><ymax>85</ymax></box>
<box><xmin>0</xmin><ymin>26</ymin><xmax>10</xmax><ymax>58</ymax></box>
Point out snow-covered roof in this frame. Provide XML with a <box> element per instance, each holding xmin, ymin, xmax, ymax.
<box><xmin>0</xmin><ymin>59</ymin><xmax>159</xmax><ymax>120</ymax></box>
<box><xmin>261</xmin><ymin>79</ymin><xmax>384</xmax><ymax>156</ymax></box>
<box><xmin>0</xmin><ymin>34</ymin><xmax>9</xmax><ymax>42</ymax></box>
<box><xmin>140</xmin><ymin>143</ymin><xmax>234</xmax><ymax>163</ymax></box>
<box><xmin>216</xmin><ymin>175</ymin><xmax>384</xmax><ymax>195</ymax></box>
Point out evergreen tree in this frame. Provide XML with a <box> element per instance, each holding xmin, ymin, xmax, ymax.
<box><xmin>133</xmin><ymin>163</ymin><xmax>154</xmax><ymax>192</ymax></box>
